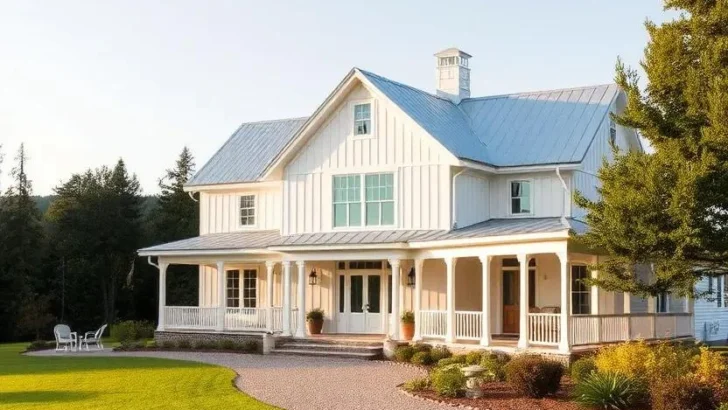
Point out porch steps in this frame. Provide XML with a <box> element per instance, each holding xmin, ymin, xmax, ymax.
<box><xmin>271</xmin><ymin>340</ymin><xmax>383</xmax><ymax>360</ymax></box>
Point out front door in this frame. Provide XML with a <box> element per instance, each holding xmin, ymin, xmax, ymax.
<box><xmin>336</xmin><ymin>272</ymin><xmax>383</xmax><ymax>334</ymax></box>
<box><xmin>502</xmin><ymin>270</ymin><xmax>519</xmax><ymax>334</ymax></box>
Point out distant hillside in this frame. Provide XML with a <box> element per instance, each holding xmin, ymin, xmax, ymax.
<box><xmin>33</xmin><ymin>195</ymin><xmax>159</xmax><ymax>217</ymax></box>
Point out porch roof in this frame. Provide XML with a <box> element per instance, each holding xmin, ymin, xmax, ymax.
<box><xmin>138</xmin><ymin>217</ymin><xmax>586</xmax><ymax>255</ymax></box>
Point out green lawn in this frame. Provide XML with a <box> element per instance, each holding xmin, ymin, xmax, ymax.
<box><xmin>0</xmin><ymin>343</ymin><xmax>276</xmax><ymax>410</ymax></box>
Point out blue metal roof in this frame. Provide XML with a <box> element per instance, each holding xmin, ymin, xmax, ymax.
<box><xmin>187</xmin><ymin>117</ymin><xmax>307</xmax><ymax>186</ymax></box>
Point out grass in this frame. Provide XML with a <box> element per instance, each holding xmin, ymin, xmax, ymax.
<box><xmin>0</xmin><ymin>343</ymin><xmax>277</xmax><ymax>409</ymax></box>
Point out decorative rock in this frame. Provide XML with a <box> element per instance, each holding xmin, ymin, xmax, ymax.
<box><xmin>382</xmin><ymin>338</ymin><xmax>401</xmax><ymax>360</ymax></box>
<box><xmin>461</xmin><ymin>365</ymin><xmax>485</xmax><ymax>398</ymax></box>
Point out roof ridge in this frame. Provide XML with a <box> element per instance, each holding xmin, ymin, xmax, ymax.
<box><xmin>356</xmin><ymin>68</ymin><xmax>455</xmax><ymax>104</ymax></box>
<box><xmin>237</xmin><ymin>116</ymin><xmax>309</xmax><ymax>126</ymax></box>
<box><xmin>462</xmin><ymin>83</ymin><xmax>618</xmax><ymax>103</ymax></box>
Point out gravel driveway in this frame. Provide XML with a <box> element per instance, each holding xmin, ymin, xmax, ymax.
<box><xmin>29</xmin><ymin>349</ymin><xmax>446</xmax><ymax>410</ymax></box>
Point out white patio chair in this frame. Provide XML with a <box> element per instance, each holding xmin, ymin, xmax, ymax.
<box><xmin>80</xmin><ymin>324</ymin><xmax>107</xmax><ymax>350</ymax></box>
<box><xmin>54</xmin><ymin>324</ymin><xmax>78</xmax><ymax>352</ymax></box>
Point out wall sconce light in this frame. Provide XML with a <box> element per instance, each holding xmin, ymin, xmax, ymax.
<box><xmin>308</xmin><ymin>269</ymin><xmax>318</xmax><ymax>286</ymax></box>
<box><xmin>407</xmin><ymin>267</ymin><xmax>416</xmax><ymax>287</ymax></box>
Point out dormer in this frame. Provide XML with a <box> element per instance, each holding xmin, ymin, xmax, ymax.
<box><xmin>435</xmin><ymin>48</ymin><xmax>472</xmax><ymax>103</ymax></box>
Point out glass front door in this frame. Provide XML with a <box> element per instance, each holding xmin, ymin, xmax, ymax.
<box><xmin>336</xmin><ymin>272</ymin><xmax>383</xmax><ymax>334</ymax></box>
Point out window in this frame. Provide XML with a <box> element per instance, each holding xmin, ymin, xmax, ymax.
<box><xmin>354</xmin><ymin>103</ymin><xmax>371</xmax><ymax>136</ymax></box>
<box><xmin>716</xmin><ymin>276</ymin><xmax>728</xmax><ymax>308</ymax></box>
<box><xmin>510</xmin><ymin>180</ymin><xmax>532</xmax><ymax>214</ymax></box>
<box><xmin>365</xmin><ymin>173</ymin><xmax>394</xmax><ymax>226</ymax></box>
<box><xmin>656</xmin><ymin>292</ymin><xmax>669</xmax><ymax>313</ymax></box>
<box><xmin>571</xmin><ymin>265</ymin><xmax>591</xmax><ymax>315</ymax></box>
<box><xmin>349</xmin><ymin>261</ymin><xmax>383</xmax><ymax>270</ymax></box>
<box><xmin>609</xmin><ymin>120</ymin><xmax>617</xmax><ymax>146</ymax></box>
<box><xmin>239</xmin><ymin>195</ymin><xmax>256</xmax><ymax>226</ymax></box>
<box><xmin>226</xmin><ymin>270</ymin><xmax>240</xmax><ymax>308</ymax></box>
<box><xmin>242</xmin><ymin>269</ymin><xmax>257</xmax><ymax>308</ymax></box>
<box><xmin>333</xmin><ymin>175</ymin><xmax>361</xmax><ymax>227</ymax></box>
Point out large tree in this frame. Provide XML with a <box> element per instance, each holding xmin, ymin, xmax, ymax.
<box><xmin>0</xmin><ymin>144</ymin><xmax>45</xmax><ymax>341</ymax></box>
<box><xmin>575</xmin><ymin>0</ymin><xmax>728</xmax><ymax>297</ymax></box>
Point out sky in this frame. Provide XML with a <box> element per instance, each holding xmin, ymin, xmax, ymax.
<box><xmin>0</xmin><ymin>0</ymin><xmax>670</xmax><ymax>195</ymax></box>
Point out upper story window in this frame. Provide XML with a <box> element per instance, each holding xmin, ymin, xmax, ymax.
<box><xmin>333</xmin><ymin>173</ymin><xmax>395</xmax><ymax>228</ymax></box>
<box><xmin>354</xmin><ymin>103</ymin><xmax>371</xmax><ymax>136</ymax></box>
<box><xmin>365</xmin><ymin>173</ymin><xmax>394</xmax><ymax>226</ymax></box>
<box><xmin>240</xmin><ymin>195</ymin><xmax>256</xmax><ymax>226</ymax></box>
<box><xmin>333</xmin><ymin>175</ymin><xmax>362</xmax><ymax>227</ymax></box>
<box><xmin>510</xmin><ymin>180</ymin><xmax>532</xmax><ymax>215</ymax></box>
<box><xmin>609</xmin><ymin>119</ymin><xmax>617</xmax><ymax>146</ymax></box>
<box><xmin>571</xmin><ymin>265</ymin><xmax>591</xmax><ymax>315</ymax></box>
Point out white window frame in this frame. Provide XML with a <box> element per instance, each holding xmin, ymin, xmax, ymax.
<box><xmin>364</xmin><ymin>173</ymin><xmax>395</xmax><ymax>227</ymax></box>
<box><xmin>332</xmin><ymin>174</ymin><xmax>363</xmax><ymax>228</ymax></box>
<box><xmin>570</xmin><ymin>264</ymin><xmax>591</xmax><ymax>315</ymax></box>
<box><xmin>331</xmin><ymin>170</ymin><xmax>397</xmax><ymax>230</ymax></box>
<box><xmin>226</xmin><ymin>269</ymin><xmax>240</xmax><ymax>308</ymax></box>
<box><xmin>242</xmin><ymin>268</ymin><xmax>258</xmax><ymax>308</ymax></box>
<box><xmin>656</xmin><ymin>292</ymin><xmax>670</xmax><ymax>313</ymax></box>
<box><xmin>508</xmin><ymin>179</ymin><xmax>534</xmax><ymax>216</ymax></box>
<box><xmin>351</xmin><ymin>99</ymin><xmax>375</xmax><ymax>139</ymax></box>
<box><xmin>238</xmin><ymin>194</ymin><xmax>257</xmax><ymax>228</ymax></box>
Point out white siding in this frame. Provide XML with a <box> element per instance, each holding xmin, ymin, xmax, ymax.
<box><xmin>199</xmin><ymin>187</ymin><xmax>281</xmax><ymax>234</ymax></box>
<box><xmin>694</xmin><ymin>277</ymin><xmax>728</xmax><ymax>342</ymax></box>
<box><xmin>282</xmin><ymin>83</ymin><xmax>455</xmax><ymax>234</ymax></box>
<box><xmin>488</xmin><ymin>172</ymin><xmax>568</xmax><ymax>219</ymax></box>
<box><xmin>454</xmin><ymin>172</ymin><xmax>489</xmax><ymax>229</ymax></box>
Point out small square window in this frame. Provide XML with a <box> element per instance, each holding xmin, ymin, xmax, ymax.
<box><xmin>354</xmin><ymin>103</ymin><xmax>371</xmax><ymax>136</ymax></box>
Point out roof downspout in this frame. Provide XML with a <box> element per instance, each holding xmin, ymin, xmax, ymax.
<box><xmin>451</xmin><ymin>169</ymin><xmax>467</xmax><ymax>229</ymax></box>
<box><xmin>147</xmin><ymin>256</ymin><xmax>159</xmax><ymax>269</ymax></box>
<box><xmin>188</xmin><ymin>191</ymin><xmax>199</xmax><ymax>202</ymax></box>
<box><xmin>555</xmin><ymin>167</ymin><xmax>569</xmax><ymax>225</ymax></box>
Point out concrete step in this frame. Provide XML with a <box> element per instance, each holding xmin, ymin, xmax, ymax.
<box><xmin>270</xmin><ymin>348</ymin><xmax>381</xmax><ymax>360</ymax></box>
<box><xmin>278</xmin><ymin>342</ymin><xmax>382</xmax><ymax>353</ymax></box>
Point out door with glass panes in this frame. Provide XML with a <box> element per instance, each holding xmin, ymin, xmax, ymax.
<box><xmin>336</xmin><ymin>271</ymin><xmax>383</xmax><ymax>334</ymax></box>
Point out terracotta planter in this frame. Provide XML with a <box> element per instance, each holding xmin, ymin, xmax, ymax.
<box><xmin>307</xmin><ymin>319</ymin><xmax>323</xmax><ymax>335</ymax></box>
<box><xmin>401</xmin><ymin>322</ymin><xmax>415</xmax><ymax>340</ymax></box>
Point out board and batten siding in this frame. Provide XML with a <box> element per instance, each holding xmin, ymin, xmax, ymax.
<box><xmin>453</xmin><ymin>172</ymin><xmax>489</xmax><ymax>229</ymax></box>
<box><xmin>694</xmin><ymin>277</ymin><xmax>728</xmax><ymax>343</ymax></box>
<box><xmin>199</xmin><ymin>187</ymin><xmax>281</xmax><ymax>235</ymax></box>
<box><xmin>488</xmin><ymin>172</ymin><xmax>570</xmax><ymax>219</ymax></box>
<box><xmin>282</xmin><ymin>83</ymin><xmax>456</xmax><ymax>235</ymax></box>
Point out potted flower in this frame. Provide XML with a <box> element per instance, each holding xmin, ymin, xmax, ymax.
<box><xmin>401</xmin><ymin>310</ymin><xmax>415</xmax><ymax>340</ymax></box>
<box><xmin>306</xmin><ymin>308</ymin><xmax>325</xmax><ymax>335</ymax></box>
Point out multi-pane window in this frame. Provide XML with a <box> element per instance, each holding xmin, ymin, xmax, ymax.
<box><xmin>656</xmin><ymin>292</ymin><xmax>669</xmax><ymax>313</ymax></box>
<box><xmin>333</xmin><ymin>175</ymin><xmax>361</xmax><ymax>227</ymax></box>
<box><xmin>365</xmin><ymin>173</ymin><xmax>394</xmax><ymax>226</ymax></box>
<box><xmin>571</xmin><ymin>265</ymin><xmax>591</xmax><ymax>315</ymax></box>
<box><xmin>242</xmin><ymin>269</ymin><xmax>257</xmax><ymax>308</ymax></box>
<box><xmin>226</xmin><ymin>270</ymin><xmax>240</xmax><ymax>308</ymax></box>
<box><xmin>714</xmin><ymin>276</ymin><xmax>728</xmax><ymax>308</ymax></box>
<box><xmin>240</xmin><ymin>195</ymin><xmax>256</xmax><ymax>226</ymax></box>
<box><xmin>354</xmin><ymin>103</ymin><xmax>371</xmax><ymax>136</ymax></box>
<box><xmin>510</xmin><ymin>181</ymin><xmax>531</xmax><ymax>214</ymax></box>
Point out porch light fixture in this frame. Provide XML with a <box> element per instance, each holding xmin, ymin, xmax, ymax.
<box><xmin>308</xmin><ymin>269</ymin><xmax>318</xmax><ymax>286</ymax></box>
<box><xmin>407</xmin><ymin>267</ymin><xmax>416</xmax><ymax>287</ymax></box>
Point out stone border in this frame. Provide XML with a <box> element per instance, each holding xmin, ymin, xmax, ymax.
<box><xmin>398</xmin><ymin>385</ymin><xmax>479</xmax><ymax>410</ymax></box>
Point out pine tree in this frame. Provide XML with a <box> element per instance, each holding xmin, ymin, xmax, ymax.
<box><xmin>575</xmin><ymin>0</ymin><xmax>728</xmax><ymax>297</ymax></box>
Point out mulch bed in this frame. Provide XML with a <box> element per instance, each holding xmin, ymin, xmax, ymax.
<box><xmin>410</xmin><ymin>380</ymin><xmax>582</xmax><ymax>410</ymax></box>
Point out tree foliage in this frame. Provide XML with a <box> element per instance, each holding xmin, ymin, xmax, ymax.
<box><xmin>575</xmin><ymin>0</ymin><xmax>728</xmax><ymax>297</ymax></box>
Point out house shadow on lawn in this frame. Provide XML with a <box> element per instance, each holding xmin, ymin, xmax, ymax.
<box><xmin>0</xmin><ymin>390</ymin><xmax>97</xmax><ymax>404</ymax></box>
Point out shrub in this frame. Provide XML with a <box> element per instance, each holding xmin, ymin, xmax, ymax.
<box><xmin>431</xmin><ymin>365</ymin><xmax>466</xmax><ymax>397</ymax></box>
<box><xmin>570</xmin><ymin>357</ymin><xmax>597</xmax><ymax>384</ymax></box>
<box><xmin>306</xmin><ymin>308</ymin><xmax>324</xmax><ymax>321</ymax></box>
<box><xmin>429</xmin><ymin>345</ymin><xmax>452</xmax><ymax>362</ymax></box>
<box><xmin>239</xmin><ymin>340</ymin><xmax>259</xmax><ymax>353</ymax></box>
<box><xmin>394</xmin><ymin>345</ymin><xmax>415</xmax><ymax>362</ymax></box>
<box><xmin>176</xmin><ymin>339</ymin><xmax>191</xmax><ymax>349</ymax></box>
<box><xmin>480</xmin><ymin>353</ymin><xmax>510</xmax><ymax>382</ymax></box>
<box><xmin>161</xmin><ymin>340</ymin><xmax>175</xmax><ymax>349</ymax></box>
<box><xmin>694</xmin><ymin>347</ymin><xmax>728</xmax><ymax>402</ymax></box>
<box><xmin>718</xmin><ymin>404</ymin><xmax>728</xmax><ymax>410</ymax></box>
<box><xmin>219</xmin><ymin>339</ymin><xmax>236</xmax><ymax>350</ymax></box>
<box><xmin>437</xmin><ymin>354</ymin><xmax>466</xmax><ymax>367</ymax></box>
<box><xmin>411</xmin><ymin>343</ymin><xmax>431</xmax><ymax>353</ymax></box>
<box><xmin>411</xmin><ymin>351</ymin><xmax>433</xmax><ymax>366</ymax></box>
<box><xmin>110</xmin><ymin>320</ymin><xmax>155</xmax><ymax>342</ymax></box>
<box><xmin>26</xmin><ymin>340</ymin><xmax>54</xmax><ymax>352</ymax></box>
<box><xmin>574</xmin><ymin>372</ymin><xmax>647</xmax><ymax>410</ymax></box>
<box><xmin>651</xmin><ymin>376</ymin><xmax>718</xmax><ymax>410</ymax></box>
<box><xmin>401</xmin><ymin>311</ymin><xmax>415</xmax><ymax>324</ymax></box>
<box><xmin>504</xmin><ymin>355</ymin><xmax>563</xmax><ymax>398</ymax></box>
<box><xmin>465</xmin><ymin>351</ymin><xmax>483</xmax><ymax>365</ymax></box>
<box><xmin>146</xmin><ymin>340</ymin><xmax>157</xmax><ymax>349</ymax></box>
<box><xmin>594</xmin><ymin>341</ymin><xmax>653</xmax><ymax>381</ymax></box>
<box><xmin>403</xmin><ymin>376</ymin><xmax>430</xmax><ymax>392</ymax></box>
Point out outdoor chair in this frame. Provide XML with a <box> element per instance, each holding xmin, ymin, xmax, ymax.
<box><xmin>80</xmin><ymin>324</ymin><xmax>107</xmax><ymax>351</ymax></box>
<box><xmin>53</xmin><ymin>324</ymin><xmax>78</xmax><ymax>352</ymax></box>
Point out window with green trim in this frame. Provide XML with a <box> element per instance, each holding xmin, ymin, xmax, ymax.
<box><xmin>333</xmin><ymin>174</ymin><xmax>361</xmax><ymax>227</ymax></box>
<box><xmin>365</xmin><ymin>173</ymin><xmax>394</xmax><ymax>226</ymax></box>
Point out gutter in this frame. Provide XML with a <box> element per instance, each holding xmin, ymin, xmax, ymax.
<box><xmin>451</xmin><ymin>169</ymin><xmax>467</xmax><ymax>229</ymax></box>
<box><xmin>555</xmin><ymin>167</ymin><xmax>570</xmax><ymax>225</ymax></box>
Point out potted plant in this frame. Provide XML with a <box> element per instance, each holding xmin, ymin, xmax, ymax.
<box><xmin>306</xmin><ymin>308</ymin><xmax>325</xmax><ymax>335</ymax></box>
<box><xmin>401</xmin><ymin>310</ymin><xmax>415</xmax><ymax>340</ymax></box>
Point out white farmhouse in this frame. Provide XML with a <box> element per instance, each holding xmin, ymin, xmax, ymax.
<box><xmin>139</xmin><ymin>48</ymin><xmax>693</xmax><ymax>358</ymax></box>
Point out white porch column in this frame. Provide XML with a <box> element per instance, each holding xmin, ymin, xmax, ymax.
<box><xmin>265</xmin><ymin>261</ymin><xmax>275</xmax><ymax>332</ymax></box>
<box><xmin>557</xmin><ymin>251</ymin><xmax>570</xmax><ymax>353</ymax></box>
<box><xmin>295</xmin><ymin>261</ymin><xmax>306</xmax><ymax>338</ymax></box>
<box><xmin>479</xmin><ymin>255</ymin><xmax>492</xmax><ymax>346</ymax></box>
<box><xmin>623</xmin><ymin>292</ymin><xmax>631</xmax><ymax>313</ymax></box>
<box><xmin>382</xmin><ymin>270</ymin><xmax>390</xmax><ymax>337</ymax></box>
<box><xmin>413</xmin><ymin>258</ymin><xmax>424</xmax><ymax>341</ymax></box>
<box><xmin>590</xmin><ymin>267</ymin><xmax>600</xmax><ymax>315</ymax></box>
<box><xmin>216</xmin><ymin>261</ymin><xmax>225</xmax><ymax>331</ymax></box>
<box><xmin>157</xmin><ymin>262</ymin><xmax>169</xmax><ymax>331</ymax></box>
<box><xmin>445</xmin><ymin>257</ymin><xmax>457</xmax><ymax>343</ymax></box>
<box><xmin>517</xmin><ymin>254</ymin><xmax>528</xmax><ymax>349</ymax></box>
<box><xmin>281</xmin><ymin>261</ymin><xmax>292</xmax><ymax>336</ymax></box>
<box><xmin>389</xmin><ymin>259</ymin><xmax>401</xmax><ymax>340</ymax></box>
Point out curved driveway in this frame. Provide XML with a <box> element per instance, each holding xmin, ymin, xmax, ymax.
<box><xmin>30</xmin><ymin>350</ymin><xmax>446</xmax><ymax>410</ymax></box>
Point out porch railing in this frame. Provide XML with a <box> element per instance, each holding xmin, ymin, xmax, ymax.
<box><xmin>570</xmin><ymin>313</ymin><xmax>692</xmax><ymax>346</ymax></box>
<box><xmin>527</xmin><ymin>313</ymin><xmax>560</xmax><ymax>346</ymax></box>
<box><xmin>165</xmin><ymin>306</ymin><xmax>217</xmax><ymax>330</ymax></box>
<box><xmin>455</xmin><ymin>311</ymin><xmax>482</xmax><ymax>340</ymax></box>
<box><xmin>225</xmin><ymin>308</ymin><xmax>267</xmax><ymax>331</ymax></box>
<box><xmin>164</xmin><ymin>306</ymin><xmax>298</xmax><ymax>333</ymax></box>
<box><xmin>420</xmin><ymin>310</ymin><xmax>447</xmax><ymax>338</ymax></box>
